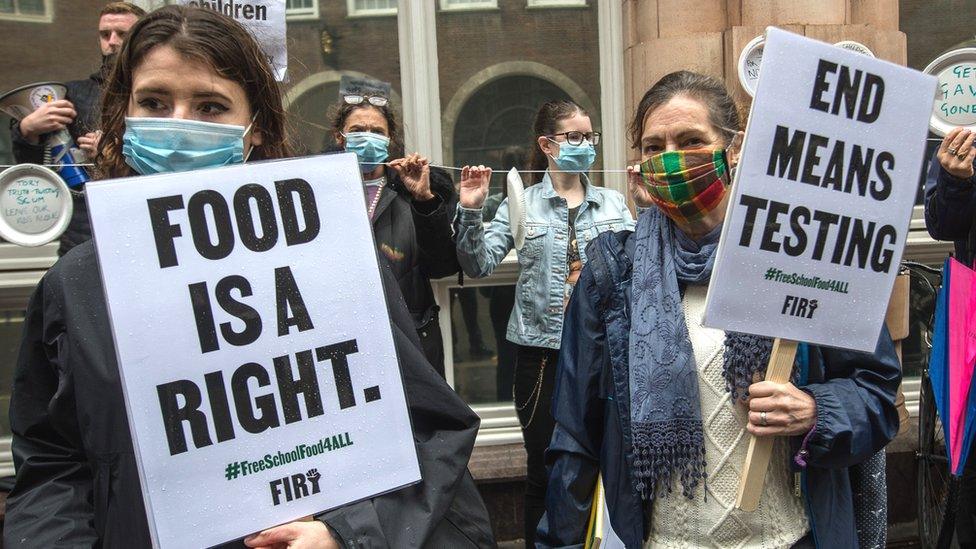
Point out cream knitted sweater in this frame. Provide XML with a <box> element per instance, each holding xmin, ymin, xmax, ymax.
<box><xmin>646</xmin><ymin>286</ymin><xmax>809</xmax><ymax>549</ymax></box>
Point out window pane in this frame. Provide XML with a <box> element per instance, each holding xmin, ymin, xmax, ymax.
<box><xmin>286</xmin><ymin>0</ymin><xmax>313</xmax><ymax>10</ymax></box>
<box><xmin>450</xmin><ymin>287</ymin><xmax>517</xmax><ymax>404</ymax></box>
<box><xmin>0</xmin><ymin>310</ymin><xmax>26</xmax><ymax>436</ymax></box>
<box><xmin>354</xmin><ymin>0</ymin><xmax>397</xmax><ymax>11</ymax></box>
<box><xmin>284</xmin><ymin>3</ymin><xmax>400</xmax><ymax>155</ymax></box>
<box><xmin>0</xmin><ymin>0</ymin><xmax>15</xmax><ymax>14</ymax></box>
<box><xmin>17</xmin><ymin>0</ymin><xmax>45</xmax><ymax>14</ymax></box>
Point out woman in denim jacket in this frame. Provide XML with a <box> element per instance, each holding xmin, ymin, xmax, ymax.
<box><xmin>456</xmin><ymin>100</ymin><xmax>635</xmax><ymax>545</ymax></box>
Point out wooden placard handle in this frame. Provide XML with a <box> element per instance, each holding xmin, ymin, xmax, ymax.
<box><xmin>735</xmin><ymin>338</ymin><xmax>798</xmax><ymax>512</ymax></box>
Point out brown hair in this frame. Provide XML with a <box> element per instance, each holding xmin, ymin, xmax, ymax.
<box><xmin>629</xmin><ymin>71</ymin><xmax>741</xmax><ymax>150</ymax></box>
<box><xmin>100</xmin><ymin>2</ymin><xmax>146</xmax><ymax>17</ymax></box>
<box><xmin>328</xmin><ymin>102</ymin><xmax>404</xmax><ymax>160</ymax></box>
<box><xmin>96</xmin><ymin>5</ymin><xmax>291</xmax><ymax>178</ymax></box>
<box><xmin>528</xmin><ymin>100</ymin><xmax>587</xmax><ymax>184</ymax></box>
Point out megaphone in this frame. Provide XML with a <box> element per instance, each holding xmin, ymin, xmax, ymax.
<box><xmin>0</xmin><ymin>82</ymin><xmax>90</xmax><ymax>187</ymax></box>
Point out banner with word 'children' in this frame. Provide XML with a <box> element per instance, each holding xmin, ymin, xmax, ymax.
<box><xmin>703</xmin><ymin>27</ymin><xmax>936</xmax><ymax>352</ymax></box>
<box><xmin>86</xmin><ymin>154</ymin><xmax>419</xmax><ymax>548</ymax></box>
<box><xmin>179</xmin><ymin>0</ymin><xmax>287</xmax><ymax>80</ymax></box>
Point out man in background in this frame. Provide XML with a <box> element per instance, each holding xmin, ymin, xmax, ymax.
<box><xmin>9</xmin><ymin>2</ymin><xmax>145</xmax><ymax>256</ymax></box>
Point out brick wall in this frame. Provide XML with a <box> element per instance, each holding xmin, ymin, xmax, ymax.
<box><xmin>0</xmin><ymin>2</ymin><xmax>107</xmax><ymax>91</ymax></box>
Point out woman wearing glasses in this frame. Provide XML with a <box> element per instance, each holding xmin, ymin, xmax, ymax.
<box><xmin>330</xmin><ymin>93</ymin><xmax>460</xmax><ymax>377</ymax></box>
<box><xmin>456</xmin><ymin>99</ymin><xmax>635</xmax><ymax>545</ymax></box>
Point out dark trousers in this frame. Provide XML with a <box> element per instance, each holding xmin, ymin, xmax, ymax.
<box><xmin>514</xmin><ymin>344</ymin><xmax>558</xmax><ymax>547</ymax></box>
<box><xmin>489</xmin><ymin>286</ymin><xmax>517</xmax><ymax>401</ymax></box>
<box><xmin>958</xmin><ymin>453</ymin><xmax>976</xmax><ymax>547</ymax></box>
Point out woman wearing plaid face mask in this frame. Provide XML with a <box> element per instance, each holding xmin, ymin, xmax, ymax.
<box><xmin>537</xmin><ymin>71</ymin><xmax>901</xmax><ymax>549</ymax></box>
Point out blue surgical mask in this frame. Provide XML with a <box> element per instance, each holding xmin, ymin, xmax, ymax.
<box><xmin>343</xmin><ymin>131</ymin><xmax>390</xmax><ymax>172</ymax></box>
<box><xmin>549</xmin><ymin>139</ymin><xmax>597</xmax><ymax>173</ymax></box>
<box><xmin>122</xmin><ymin>117</ymin><xmax>252</xmax><ymax>175</ymax></box>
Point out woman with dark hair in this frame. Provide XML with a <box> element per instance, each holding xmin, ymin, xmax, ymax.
<box><xmin>329</xmin><ymin>99</ymin><xmax>460</xmax><ymax>376</ymax></box>
<box><xmin>537</xmin><ymin>71</ymin><xmax>900</xmax><ymax>549</ymax></box>
<box><xmin>457</xmin><ymin>99</ymin><xmax>635</xmax><ymax>545</ymax></box>
<box><xmin>5</xmin><ymin>6</ymin><xmax>493</xmax><ymax>548</ymax></box>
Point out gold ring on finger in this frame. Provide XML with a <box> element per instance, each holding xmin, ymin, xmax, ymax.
<box><xmin>949</xmin><ymin>148</ymin><xmax>958</xmax><ymax>155</ymax></box>
<box><xmin>959</xmin><ymin>151</ymin><xmax>969</xmax><ymax>158</ymax></box>
<box><xmin>760</xmin><ymin>411</ymin><xmax>768</xmax><ymax>427</ymax></box>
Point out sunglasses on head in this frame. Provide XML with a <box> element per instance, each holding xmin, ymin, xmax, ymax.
<box><xmin>343</xmin><ymin>94</ymin><xmax>389</xmax><ymax>107</ymax></box>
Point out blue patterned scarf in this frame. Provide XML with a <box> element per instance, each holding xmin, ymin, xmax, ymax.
<box><xmin>628</xmin><ymin>208</ymin><xmax>777</xmax><ymax>500</ymax></box>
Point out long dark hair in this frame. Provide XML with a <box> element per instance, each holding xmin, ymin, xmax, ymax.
<box><xmin>96</xmin><ymin>5</ymin><xmax>292</xmax><ymax>178</ymax></box>
<box><xmin>329</xmin><ymin>102</ymin><xmax>405</xmax><ymax>160</ymax></box>
<box><xmin>629</xmin><ymin>71</ymin><xmax>741</xmax><ymax>150</ymax></box>
<box><xmin>528</xmin><ymin>100</ymin><xmax>587</xmax><ymax>184</ymax></box>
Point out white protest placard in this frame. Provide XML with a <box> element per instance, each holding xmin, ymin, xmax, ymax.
<box><xmin>703</xmin><ymin>27</ymin><xmax>936</xmax><ymax>352</ymax></box>
<box><xmin>180</xmin><ymin>0</ymin><xmax>287</xmax><ymax>81</ymax></box>
<box><xmin>923</xmin><ymin>45</ymin><xmax>976</xmax><ymax>135</ymax></box>
<box><xmin>85</xmin><ymin>154</ymin><xmax>420</xmax><ymax>548</ymax></box>
<box><xmin>0</xmin><ymin>164</ymin><xmax>72</xmax><ymax>247</ymax></box>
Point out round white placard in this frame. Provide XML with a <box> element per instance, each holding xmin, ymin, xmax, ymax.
<box><xmin>923</xmin><ymin>46</ymin><xmax>976</xmax><ymax>136</ymax></box>
<box><xmin>507</xmin><ymin>168</ymin><xmax>527</xmax><ymax>251</ymax></box>
<box><xmin>737</xmin><ymin>35</ymin><xmax>765</xmax><ymax>97</ymax></box>
<box><xmin>835</xmin><ymin>40</ymin><xmax>876</xmax><ymax>57</ymax></box>
<box><xmin>0</xmin><ymin>164</ymin><xmax>73</xmax><ymax>246</ymax></box>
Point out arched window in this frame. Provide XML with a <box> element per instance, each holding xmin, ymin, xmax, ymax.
<box><xmin>452</xmin><ymin>75</ymin><xmax>571</xmax><ymax>196</ymax></box>
<box><xmin>286</xmin><ymin>81</ymin><xmax>342</xmax><ymax>156</ymax></box>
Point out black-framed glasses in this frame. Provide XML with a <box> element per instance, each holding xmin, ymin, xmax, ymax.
<box><xmin>343</xmin><ymin>94</ymin><xmax>389</xmax><ymax>107</ymax></box>
<box><xmin>548</xmin><ymin>131</ymin><xmax>601</xmax><ymax>146</ymax></box>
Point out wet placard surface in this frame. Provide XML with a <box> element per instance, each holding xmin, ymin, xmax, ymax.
<box><xmin>703</xmin><ymin>28</ymin><xmax>936</xmax><ymax>352</ymax></box>
<box><xmin>86</xmin><ymin>154</ymin><xmax>419</xmax><ymax>548</ymax></box>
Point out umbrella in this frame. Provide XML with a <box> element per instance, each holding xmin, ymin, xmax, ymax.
<box><xmin>944</xmin><ymin>257</ymin><xmax>976</xmax><ymax>476</ymax></box>
<box><xmin>930</xmin><ymin>257</ymin><xmax>976</xmax><ymax>548</ymax></box>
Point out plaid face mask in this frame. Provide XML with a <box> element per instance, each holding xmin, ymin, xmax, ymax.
<box><xmin>639</xmin><ymin>149</ymin><xmax>730</xmax><ymax>228</ymax></box>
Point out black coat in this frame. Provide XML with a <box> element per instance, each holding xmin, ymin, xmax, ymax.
<box><xmin>9</xmin><ymin>73</ymin><xmax>102</xmax><ymax>257</ymax></box>
<box><xmin>924</xmin><ymin>149</ymin><xmax>976</xmax><ymax>265</ymax></box>
<box><xmin>4</xmin><ymin>241</ymin><xmax>494</xmax><ymax>548</ymax></box>
<box><xmin>367</xmin><ymin>166</ymin><xmax>461</xmax><ymax>376</ymax></box>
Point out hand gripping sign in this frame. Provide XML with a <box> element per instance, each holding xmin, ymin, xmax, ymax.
<box><xmin>86</xmin><ymin>154</ymin><xmax>420</xmax><ymax>548</ymax></box>
<box><xmin>703</xmin><ymin>28</ymin><xmax>935</xmax><ymax>511</ymax></box>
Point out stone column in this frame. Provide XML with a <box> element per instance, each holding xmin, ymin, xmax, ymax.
<box><xmin>621</xmin><ymin>0</ymin><xmax>905</xmax><ymax>160</ymax></box>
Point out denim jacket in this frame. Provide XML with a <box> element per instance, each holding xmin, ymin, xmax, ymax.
<box><xmin>455</xmin><ymin>173</ymin><xmax>636</xmax><ymax>349</ymax></box>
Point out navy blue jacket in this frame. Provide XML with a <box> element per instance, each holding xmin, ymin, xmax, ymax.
<box><xmin>537</xmin><ymin>230</ymin><xmax>902</xmax><ymax>549</ymax></box>
<box><xmin>924</xmin><ymin>149</ymin><xmax>976</xmax><ymax>266</ymax></box>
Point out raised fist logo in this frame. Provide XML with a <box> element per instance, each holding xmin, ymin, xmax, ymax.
<box><xmin>306</xmin><ymin>468</ymin><xmax>322</xmax><ymax>494</ymax></box>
